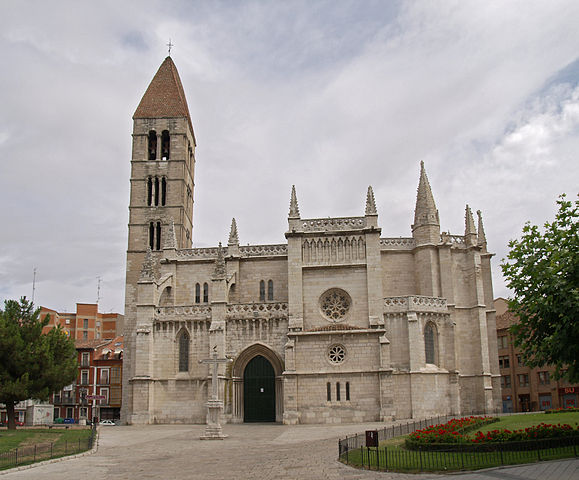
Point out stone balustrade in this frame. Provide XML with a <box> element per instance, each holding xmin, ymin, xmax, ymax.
<box><xmin>383</xmin><ymin>295</ymin><xmax>447</xmax><ymax>313</ymax></box>
<box><xmin>226</xmin><ymin>302</ymin><xmax>288</xmax><ymax>320</ymax></box>
<box><xmin>379</xmin><ymin>237</ymin><xmax>416</xmax><ymax>250</ymax></box>
<box><xmin>300</xmin><ymin>217</ymin><xmax>366</xmax><ymax>232</ymax></box>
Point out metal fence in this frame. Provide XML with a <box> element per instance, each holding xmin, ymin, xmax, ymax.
<box><xmin>338</xmin><ymin>415</ymin><xmax>457</xmax><ymax>453</ymax></box>
<box><xmin>339</xmin><ymin>420</ymin><xmax>579</xmax><ymax>473</ymax></box>
<box><xmin>0</xmin><ymin>425</ymin><xmax>97</xmax><ymax>471</ymax></box>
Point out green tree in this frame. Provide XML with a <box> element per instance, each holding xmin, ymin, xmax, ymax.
<box><xmin>501</xmin><ymin>194</ymin><xmax>579</xmax><ymax>383</ymax></box>
<box><xmin>0</xmin><ymin>297</ymin><xmax>77</xmax><ymax>429</ymax></box>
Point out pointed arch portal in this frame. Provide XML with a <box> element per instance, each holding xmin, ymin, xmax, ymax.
<box><xmin>243</xmin><ymin>356</ymin><xmax>275</xmax><ymax>422</ymax></box>
<box><xmin>232</xmin><ymin>343</ymin><xmax>284</xmax><ymax>423</ymax></box>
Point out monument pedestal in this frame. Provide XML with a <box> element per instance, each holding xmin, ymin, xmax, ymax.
<box><xmin>200</xmin><ymin>399</ymin><xmax>228</xmax><ymax>440</ymax></box>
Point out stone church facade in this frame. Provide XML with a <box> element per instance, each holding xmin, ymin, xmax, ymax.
<box><xmin>121</xmin><ymin>57</ymin><xmax>502</xmax><ymax>425</ymax></box>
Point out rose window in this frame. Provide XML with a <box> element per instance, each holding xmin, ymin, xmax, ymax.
<box><xmin>328</xmin><ymin>344</ymin><xmax>346</xmax><ymax>364</ymax></box>
<box><xmin>320</xmin><ymin>288</ymin><xmax>351</xmax><ymax>322</ymax></box>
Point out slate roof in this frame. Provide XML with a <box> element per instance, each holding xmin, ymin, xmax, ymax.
<box><xmin>134</xmin><ymin>56</ymin><xmax>195</xmax><ymax>143</ymax></box>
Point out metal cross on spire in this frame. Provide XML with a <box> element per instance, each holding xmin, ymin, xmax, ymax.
<box><xmin>167</xmin><ymin>39</ymin><xmax>174</xmax><ymax>56</ymax></box>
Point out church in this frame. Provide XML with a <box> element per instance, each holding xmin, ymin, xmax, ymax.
<box><xmin>121</xmin><ymin>56</ymin><xmax>502</xmax><ymax>425</ymax></box>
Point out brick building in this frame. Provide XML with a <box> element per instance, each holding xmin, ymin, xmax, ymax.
<box><xmin>40</xmin><ymin>303</ymin><xmax>124</xmax><ymax>340</ymax></box>
<box><xmin>495</xmin><ymin>298</ymin><xmax>578</xmax><ymax>412</ymax></box>
<box><xmin>52</xmin><ymin>336</ymin><xmax>123</xmax><ymax>422</ymax></box>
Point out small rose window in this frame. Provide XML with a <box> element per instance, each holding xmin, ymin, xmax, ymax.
<box><xmin>320</xmin><ymin>288</ymin><xmax>351</xmax><ymax>322</ymax></box>
<box><xmin>328</xmin><ymin>344</ymin><xmax>346</xmax><ymax>364</ymax></box>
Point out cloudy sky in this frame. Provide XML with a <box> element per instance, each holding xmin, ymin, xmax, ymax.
<box><xmin>1</xmin><ymin>1</ymin><xmax>578</xmax><ymax>314</ymax></box>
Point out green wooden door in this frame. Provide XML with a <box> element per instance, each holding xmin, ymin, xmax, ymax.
<box><xmin>244</xmin><ymin>355</ymin><xmax>275</xmax><ymax>422</ymax></box>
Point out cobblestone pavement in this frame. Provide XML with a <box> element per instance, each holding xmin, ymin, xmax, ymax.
<box><xmin>1</xmin><ymin>423</ymin><xmax>578</xmax><ymax>480</ymax></box>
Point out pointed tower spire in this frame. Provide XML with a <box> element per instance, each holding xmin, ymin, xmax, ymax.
<box><xmin>365</xmin><ymin>186</ymin><xmax>377</xmax><ymax>215</ymax></box>
<box><xmin>164</xmin><ymin>218</ymin><xmax>177</xmax><ymax>249</ymax></box>
<box><xmin>412</xmin><ymin>161</ymin><xmax>440</xmax><ymax>245</ymax></box>
<box><xmin>139</xmin><ymin>247</ymin><xmax>155</xmax><ymax>282</ymax></box>
<box><xmin>133</xmin><ymin>56</ymin><xmax>195</xmax><ymax>142</ymax></box>
<box><xmin>465</xmin><ymin>205</ymin><xmax>477</xmax><ymax>247</ymax></box>
<box><xmin>228</xmin><ymin>218</ymin><xmax>239</xmax><ymax>246</ymax></box>
<box><xmin>213</xmin><ymin>242</ymin><xmax>226</xmax><ymax>279</ymax></box>
<box><xmin>477</xmin><ymin>209</ymin><xmax>487</xmax><ymax>250</ymax></box>
<box><xmin>289</xmin><ymin>185</ymin><xmax>300</xmax><ymax>219</ymax></box>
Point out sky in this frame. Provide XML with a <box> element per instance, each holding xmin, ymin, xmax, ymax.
<box><xmin>1</xmin><ymin>0</ymin><xmax>578</xmax><ymax>314</ymax></box>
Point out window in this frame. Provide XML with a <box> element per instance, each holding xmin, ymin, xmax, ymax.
<box><xmin>161</xmin><ymin>130</ymin><xmax>170</xmax><ymax>160</ymax></box>
<box><xmin>147</xmin><ymin>177</ymin><xmax>153</xmax><ymax>205</ymax></box>
<box><xmin>161</xmin><ymin>177</ymin><xmax>167</xmax><ymax>206</ymax></box>
<box><xmin>111</xmin><ymin>367</ymin><xmax>121</xmax><ymax>384</ymax></box>
<box><xmin>53</xmin><ymin>407</ymin><xmax>60</xmax><ymax>419</ymax></box>
<box><xmin>320</xmin><ymin>288</ymin><xmax>351</xmax><ymax>322</ymax></box>
<box><xmin>267</xmin><ymin>280</ymin><xmax>274</xmax><ymax>301</ymax></box>
<box><xmin>154</xmin><ymin>176</ymin><xmax>159</xmax><ymax>206</ymax></box>
<box><xmin>66</xmin><ymin>407</ymin><xmax>73</xmax><ymax>419</ymax></box>
<box><xmin>100</xmin><ymin>368</ymin><xmax>110</xmax><ymax>385</ymax></box>
<box><xmin>80</xmin><ymin>388</ymin><xmax>87</xmax><ymax>404</ymax></box>
<box><xmin>516</xmin><ymin>354</ymin><xmax>525</xmax><ymax>366</ymax></box>
<box><xmin>326</xmin><ymin>382</ymin><xmax>331</xmax><ymax>401</ymax></box>
<box><xmin>497</xmin><ymin>336</ymin><xmax>508</xmax><ymax>349</ymax></box>
<box><xmin>81</xmin><ymin>370</ymin><xmax>89</xmax><ymax>385</ymax></box>
<box><xmin>100</xmin><ymin>388</ymin><xmax>109</xmax><ymax>405</ymax></box>
<box><xmin>178</xmin><ymin>331</ymin><xmax>190</xmax><ymax>372</ymax></box>
<box><xmin>81</xmin><ymin>352</ymin><xmax>90</xmax><ymax>367</ymax></box>
<box><xmin>195</xmin><ymin>283</ymin><xmax>200</xmax><ymax>303</ymax></box>
<box><xmin>424</xmin><ymin>323</ymin><xmax>436</xmax><ymax>364</ymax></box>
<box><xmin>83</xmin><ymin>331</ymin><xmax>88</xmax><ymax>340</ymax></box>
<box><xmin>328</xmin><ymin>344</ymin><xmax>346</xmax><ymax>364</ymax></box>
<box><xmin>259</xmin><ymin>280</ymin><xmax>265</xmax><ymax>302</ymax></box>
<box><xmin>336</xmin><ymin>382</ymin><xmax>341</xmax><ymax>401</ymax></box>
<box><xmin>149</xmin><ymin>222</ymin><xmax>162</xmax><ymax>250</ymax></box>
<box><xmin>110</xmin><ymin>386</ymin><xmax>121</xmax><ymax>405</ymax></box>
<box><xmin>499</xmin><ymin>355</ymin><xmax>510</xmax><ymax>369</ymax></box>
<box><xmin>538</xmin><ymin>371</ymin><xmax>550</xmax><ymax>385</ymax></box>
<box><xmin>501</xmin><ymin>375</ymin><xmax>511</xmax><ymax>388</ymax></box>
<box><xmin>518</xmin><ymin>374</ymin><xmax>529</xmax><ymax>387</ymax></box>
<box><xmin>83</xmin><ymin>319</ymin><xmax>89</xmax><ymax>329</ymax></box>
<box><xmin>148</xmin><ymin>130</ymin><xmax>157</xmax><ymax>160</ymax></box>
<box><xmin>203</xmin><ymin>282</ymin><xmax>209</xmax><ymax>303</ymax></box>
<box><xmin>346</xmin><ymin>382</ymin><xmax>350</xmax><ymax>401</ymax></box>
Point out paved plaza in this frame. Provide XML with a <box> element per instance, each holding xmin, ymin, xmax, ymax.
<box><xmin>1</xmin><ymin>422</ymin><xmax>578</xmax><ymax>480</ymax></box>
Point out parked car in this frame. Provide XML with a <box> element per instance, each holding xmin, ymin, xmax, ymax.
<box><xmin>99</xmin><ymin>419</ymin><xmax>116</xmax><ymax>426</ymax></box>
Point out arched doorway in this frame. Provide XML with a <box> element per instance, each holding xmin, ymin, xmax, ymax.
<box><xmin>244</xmin><ymin>355</ymin><xmax>275</xmax><ymax>422</ymax></box>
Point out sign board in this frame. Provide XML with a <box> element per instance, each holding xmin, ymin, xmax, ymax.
<box><xmin>365</xmin><ymin>430</ymin><xmax>378</xmax><ymax>448</ymax></box>
<box><xmin>86</xmin><ymin>395</ymin><xmax>106</xmax><ymax>400</ymax></box>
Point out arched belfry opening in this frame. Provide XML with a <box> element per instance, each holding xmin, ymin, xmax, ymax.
<box><xmin>231</xmin><ymin>343</ymin><xmax>284</xmax><ymax>423</ymax></box>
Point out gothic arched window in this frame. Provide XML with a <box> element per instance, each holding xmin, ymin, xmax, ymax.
<box><xmin>161</xmin><ymin>130</ymin><xmax>170</xmax><ymax>160</ymax></box>
<box><xmin>259</xmin><ymin>280</ymin><xmax>265</xmax><ymax>302</ymax></box>
<box><xmin>425</xmin><ymin>322</ymin><xmax>436</xmax><ymax>364</ymax></box>
<box><xmin>203</xmin><ymin>282</ymin><xmax>209</xmax><ymax>303</ymax></box>
<box><xmin>195</xmin><ymin>283</ymin><xmax>200</xmax><ymax>304</ymax></box>
<box><xmin>154</xmin><ymin>177</ymin><xmax>160</xmax><ymax>206</ymax></box>
<box><xmin>267</xmin><ymin>280</ymin><xmax>274</xmax><ymax>301</ymax></box>
<box><xmin>178</xmin><ymin>330</ymin><xmax>190</xmax><ymax>372</ymax></box>
<box><xmin>149</xmin><ymin>222</ymin><xmax>154</xmax><ymax>250</ymax></box>
<box><xmin>147</xmin><ymin>177</ymin><xmax>153</xmax><ymax>206</ymax></box>
<box><xmin>155</xmin><ymin>222</ymin><xmax>161</xmax><ymax>250</ymax></box>
<box><xmin>148</xmin><ymin>130</ymin><xmax>157</xmax><ymax>160</ymax></box>
<box><xmin>161</xmin><ymin>177</ymin><xmax>167</xmax><ymax>206</ymax></box>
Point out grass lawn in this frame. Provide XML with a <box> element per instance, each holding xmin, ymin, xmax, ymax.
<box><xmin>0</xmin><ymin>428</ymin><xmax>94</xmax><ymax>470</ymax></box>
<box><xmin>341</xmin><ymin>412</ymin><xmax>579</xmax><ymax>473</ymax></box>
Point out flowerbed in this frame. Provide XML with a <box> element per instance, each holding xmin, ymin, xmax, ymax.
<box><xmin>405</xmin><ymin>416</ymin><xmax>497</xmax><ymax>448</ymax></box>
<box><xmin>472</xmin><ymin>423</ymin><xmax>579</xmax><ymax>443</ymax></box>
<box><xmin>545</xmin><ymin>407</ymin><xmax>579</xmax><ymax>414</ymax></box>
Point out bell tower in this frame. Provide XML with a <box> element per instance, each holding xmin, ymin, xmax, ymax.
<box><xmin>122</xmin><ymin>56</ymin><xmax>196</xmax><ymax>423</ymax></box>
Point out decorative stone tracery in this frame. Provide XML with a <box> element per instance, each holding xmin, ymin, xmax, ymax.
<box><xmin>320</xmin><ymin>289</ymin><xmax>351</xmax><ymax>322</ymax></box>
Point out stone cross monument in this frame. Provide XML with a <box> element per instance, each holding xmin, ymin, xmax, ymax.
<box><xmin>199</xmin><ymin>347</ymin><xmax>230</xmax><ymax>440</ymax></box>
